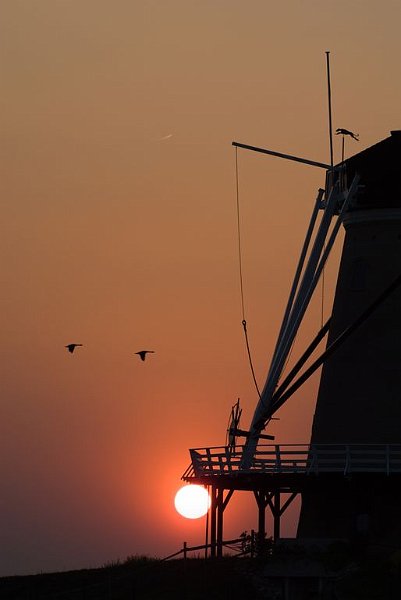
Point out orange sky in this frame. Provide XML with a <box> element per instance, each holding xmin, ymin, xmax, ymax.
<box><xmin>1</xmin><ymin>0</ymin><xmax>400</xmax><ymax>576</ymax></box>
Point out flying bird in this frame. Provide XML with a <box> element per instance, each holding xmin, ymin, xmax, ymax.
<box><xmin>65</xmin><ymin>343</ymin><xmax>83</xmax><ymax>354</ymax></box>
<box><xmin>336</xmin><ymin>128</ymin><xmax>359</xmax><ymax>141</ymax></box>
<box><xmin>135</xmin><ymin>350</ymin><xmax>155</xmax><ymax>361</ymax></box>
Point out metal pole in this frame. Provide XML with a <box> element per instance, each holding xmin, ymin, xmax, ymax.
<box><xmin>210</xmin><ymin>486</ymin><xmax>217</xmax><ymax>558</ymax></box>
<box><xmin>253</xmin><ymin>491</ymin><xmax>266</xmax><ymax>552</ymax></box>
<box><xmin>326</xmin><ymin>51</ymin><xmax>334</xmax><ymax>170</ymax></box>
<box><xmin>217</xmin><ymin>489</ymin><xmax>224</xmax><ymax>558</ymax></box>
<box><xmin>341</xmin><ymin>135</ymin><xmax>346</xmax><ymax>190</ymax></box>
<box><xmin>204</xmin><ymin>486</ymin><xmax>209</xmax><ymax>559</ymax></box>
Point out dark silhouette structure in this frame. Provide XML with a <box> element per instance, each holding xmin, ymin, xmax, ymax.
<box><xmin>297</xmin><ymin>130</ymin><xmax>401</xmax><ymax>545</ymax></box>
<box><xmin>183</xmin><ymin>131</ymin><xmax>401</xmax><ymax>556</ymax></box>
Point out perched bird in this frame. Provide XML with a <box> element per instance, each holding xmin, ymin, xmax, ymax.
<box><xmin>135</xmin><ymin>350</ymin><xmax>155</xmax><ymax>361</ymax></box>
<box><xmin>65</xmin><ymin>343</ymin><xmax>83</xmax><ymax>354</ymax></box>
<box><xmin>336</xmin><ymin>128</ymin><xmax>359</xmax><ymax>141</ymax></box>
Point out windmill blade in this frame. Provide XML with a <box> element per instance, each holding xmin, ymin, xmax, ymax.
<box><xmin>270</xmin><ymin>271</ymin><xmax>401</xmax><ymax>417</ymax></box>
<box><xmin>271</xmin><ymin>316</ymin><xmax>332</xmax><ymax>405</ymax></box>
<box><xmin>270</xmin><ymin>188</ymin><xmax>324</xmax><ymax>370</ymax></box>
<box><xmin>241</xmin><ymin>174</ymin><xmax>360</xmax><ymax>468</ymax></box>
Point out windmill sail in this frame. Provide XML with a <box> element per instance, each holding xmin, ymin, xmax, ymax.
<box><xmin>241</xmin><ymin>172</ymin><xmax>361</xmax><ymax>468</ymax></box>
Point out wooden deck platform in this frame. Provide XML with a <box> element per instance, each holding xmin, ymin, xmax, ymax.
<box><xmin>181</xmin><ymin>444</ymin><xmax>401</xmax><ymax>557</ymax></box>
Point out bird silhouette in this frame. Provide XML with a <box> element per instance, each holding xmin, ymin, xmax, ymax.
<box><xmin>336</xmin><ymin>128</ymin><xmax>359</xmax><ymax>141</ymax></box>
<box><xmin>65</xmin><ymin>343</ymin><xmax>83</xmax><ymax>354</ymax></box>
<box><xmin>135</xmin><ymin>350</ymin><xmax>155</xmax><ymax>361</ymax></box>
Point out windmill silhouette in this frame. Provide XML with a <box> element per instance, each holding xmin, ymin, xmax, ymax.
<box><xmin>183</xmin><ymin>130</ymin><xmax>401</xmax><ymax>556</ymax></box>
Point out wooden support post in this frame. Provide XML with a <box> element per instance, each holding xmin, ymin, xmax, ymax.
<box><xmin>204</xmin><ymin>500</ymin><xmax>209</xmax><ymax>559</ymax></box>
<box><xmin>209</xmin><ymin>487</ymin><xmax>234</xmax><ymax>559</ymax></box>
<box><xmin>217</xmin><ymin>488</ymin><xmax>224</xmax><ymax>558</ymax></box>
<box><xmin>258</xmin><ymin>500</ymin><xmax>266</xmax><ymax>545</ymax></box>
<box><xmin>254</xmin><ymin>490</ymin><xmax>276</xmax><ymax>553</ymax></box>
<box><xmin>280</xmin><ymin>492</ymin><xmax>298</xmax><ymax>517</ymax></box>
<box><xmin>284</xmin><ymin>577</ymin><xmax>290</xmax><ymax>600</ymax></box>
<box><xmin>210</xmin><ymin>486</ymin><xmax>217</xmax><ymax>558</ymax></box>
<box><xmin>254</xmin><ymin>491</ymin><xmax>267</xmax><ymax>547</ymax></box>
<box><xmin>273</xmin><ymin>490</ymin><xmax>281</xmax><ymax>541</ymax></box>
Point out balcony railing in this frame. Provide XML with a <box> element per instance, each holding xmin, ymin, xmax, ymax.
<box><xmin>183</xmin><ymin>444</ymin><xmax>401</xmax><ymax>479</ymax></box>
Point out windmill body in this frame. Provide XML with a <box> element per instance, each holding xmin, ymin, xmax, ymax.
<box><xmin>297</xmin><ymin>131</ymin><xmax>401</xmax><ymax>544</ymax></box>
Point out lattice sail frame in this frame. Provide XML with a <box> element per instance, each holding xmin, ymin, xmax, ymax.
<box><xmin>241</xmin><ymin>171</ymin><xmax>361</xmax><ymax>468</ymax></box>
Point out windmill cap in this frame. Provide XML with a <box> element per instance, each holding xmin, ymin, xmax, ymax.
<box><xmin>341</xmin><ymin>131</ymin><xmax>401</xmax><ymax>210</ymax></box>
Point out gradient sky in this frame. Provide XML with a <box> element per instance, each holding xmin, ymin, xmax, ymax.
<box><xmin>1</xmin><ymin>0</ymin><xmax>400</xmax><ymax>576</ymax></box>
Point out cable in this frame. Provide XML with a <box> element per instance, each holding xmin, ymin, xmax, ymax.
<box><xmin>242</xmin><ymin>320</ymin><xmax>261</xmax><ymax>397</ymax></box>
<box><xmin>235</xmin><ymin>147</ymin><xmax>246</xmax><ymax>322</ymax></box>
<box><xmin>235</xmin><ymin>147</ymin><xmax>261</xmax><ymax>398</ymax></box>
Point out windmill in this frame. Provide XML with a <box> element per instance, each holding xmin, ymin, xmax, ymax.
<box><xmin>183</xmin><ymin>130</ymin><xmax>401</xmax><ymax>555</ymax></box>
<box><xmin>237</xmin><ymin>129</ymin><xmax>401</xmax><ymax>543</ymax></box>
<box><xmin>296</xmin><ymin>130</ymin><xmax>401</xmax><ymax>542</ymax></box>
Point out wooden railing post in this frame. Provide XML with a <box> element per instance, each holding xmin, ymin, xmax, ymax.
<box><xmin>217</xmin><ymin>488</ymin><xmax>224</xmax><ymax>558</ymax></box>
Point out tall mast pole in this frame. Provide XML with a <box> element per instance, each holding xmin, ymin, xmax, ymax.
<box><xmin>326</xmin><ymin>51</ymin><xmax>334</xmax><ymax>171</ymax></box>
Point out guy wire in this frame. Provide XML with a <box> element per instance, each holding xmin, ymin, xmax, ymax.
<box><xmin>235</xmin><ymin>147</ymin><xmax>246</xmax><ymax>321</ymax></box>
<box><xmin>235</xmin><ymin>147</ymin><xmax>261</xmax><ymax>398</ymax></box>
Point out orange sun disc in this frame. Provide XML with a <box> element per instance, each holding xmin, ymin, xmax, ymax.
<box><xmin>174</xmin><ymin>485</ymin><xmax>211</xmax><ymax>519</ymax></box>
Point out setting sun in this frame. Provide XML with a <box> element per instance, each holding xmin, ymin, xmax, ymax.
<box><xmin>174</xmin><ymin>485</ymin><xmax>211</xmax><ymax>519</ymax></box>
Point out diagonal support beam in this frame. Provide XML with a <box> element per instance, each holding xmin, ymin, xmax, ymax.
<box><xmin>279</xmin><ymin>492</ymin><xmax>298</xmax><ymax>516</ymax></box>
<box><xmin>272</xmin><ymin>317</ymin><xmax>331</xmax><ymax>401</ymax></box>
<box><xmin>232</xmin><ymin>141</ymin><xmax>331</xmax><ymax>170</ymax></box>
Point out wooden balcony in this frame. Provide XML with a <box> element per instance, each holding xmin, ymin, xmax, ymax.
<box><xmin>183</xmin><ymin>444</ymin><xmax>401</xmax><ymax>481</ymax></box>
